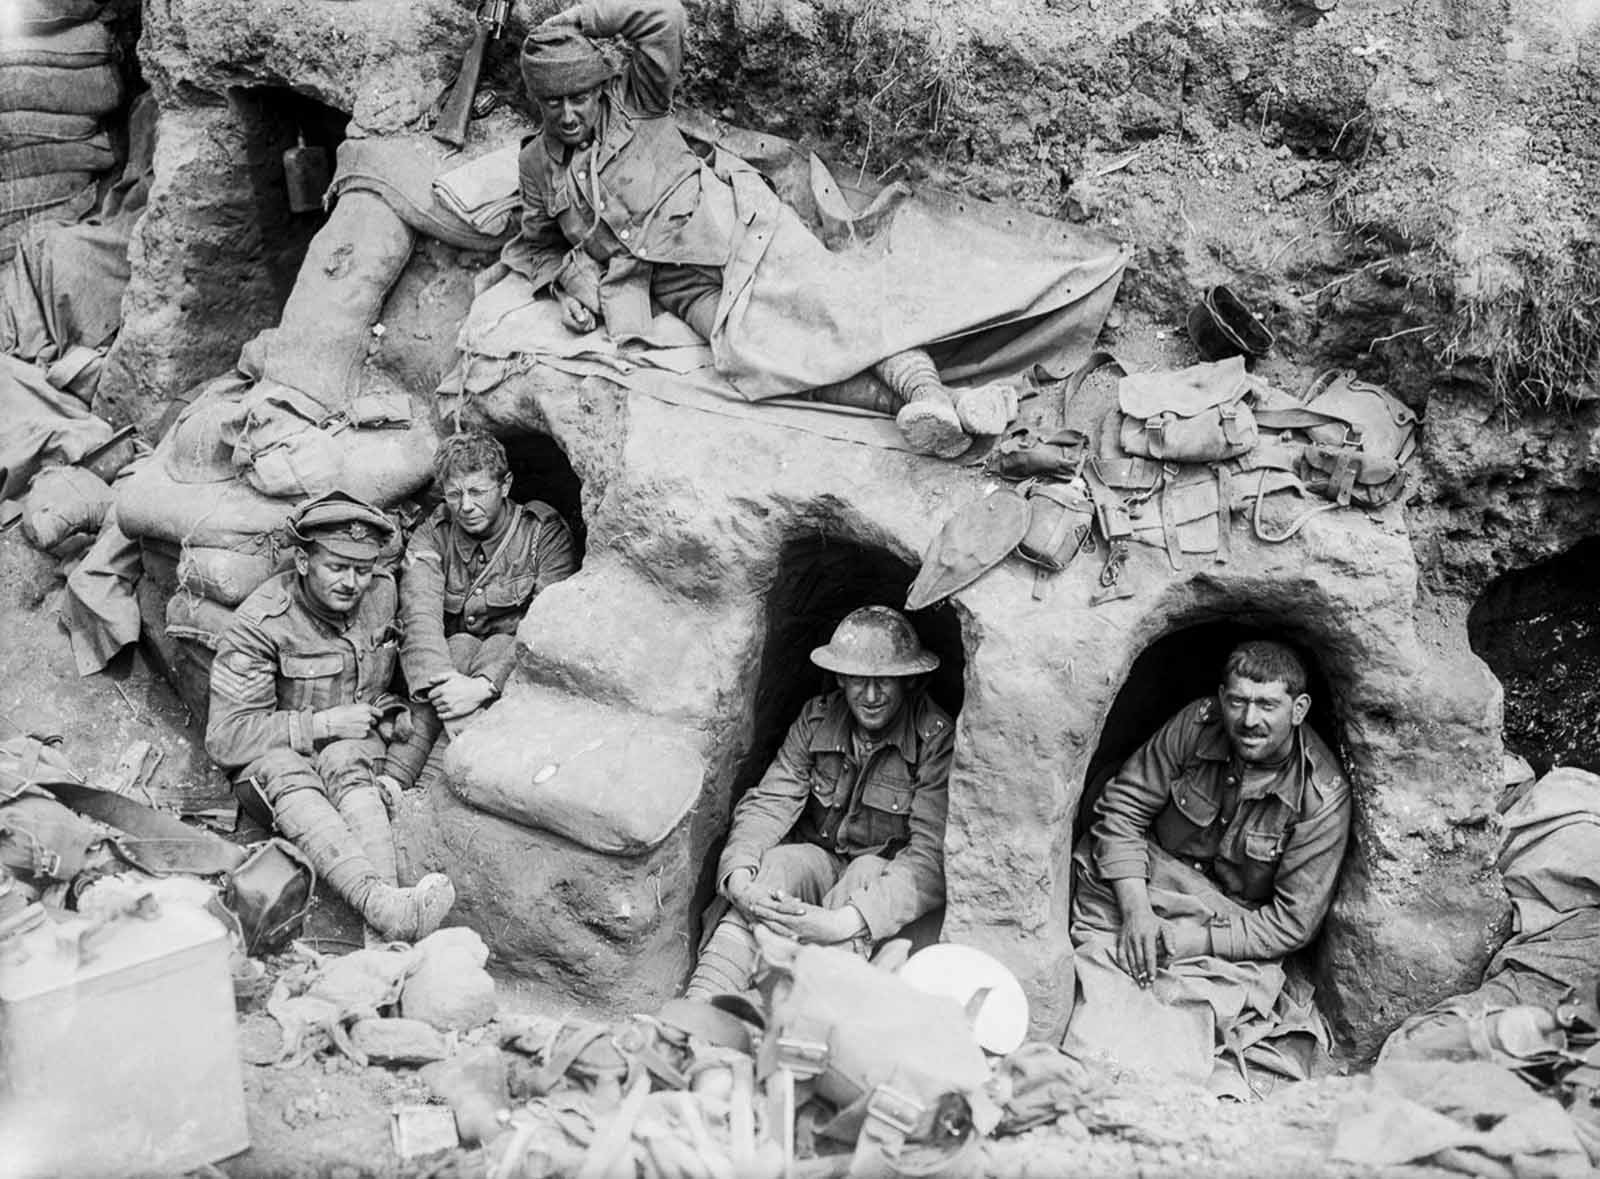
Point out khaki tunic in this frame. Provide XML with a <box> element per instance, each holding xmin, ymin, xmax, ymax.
<box><xmin>716</xmin><ymin>690</ymin><xmax>954</xmax><ymax>941</ymax></box>
<box><xmin>398</xmin><ymin>501</ymin><xmax>577</xmax><ymax>694</ymax></box>
<box><xmin>206</xmin><ymin>571</ymin><xmax>400</xmax><ymax>775</ymax></box>
<box><xmin>1086</xmin><ymin>696</ymin><xmax>1352</xmax><ymax>960</ymax></box>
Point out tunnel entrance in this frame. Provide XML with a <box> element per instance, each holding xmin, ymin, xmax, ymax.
<box><xmin>1468</xmin><ymin>537</ymin><xmax>1600</xmax><ymax>776</ymax></box>
<box><xmin>227</xmin><ymin>85</ymin><xmax>350</xmax><ymax>307</ymax></box>
<box><xmin>500</xmin><ymin>430</ymin><xmax>587</xmax><ymax>564</ymax></box>
<box><xmin>1076</xmin><ymin>620</ymin><xmax>1340</xmax><ymax>847</ymax></box>
<box><xmin>730</xmin><ymin>535</ymin><xmax>965</xmax><ymax>806</ymax></box>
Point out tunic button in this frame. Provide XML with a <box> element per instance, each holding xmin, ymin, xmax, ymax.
<box><xmin>577</xmin><ymin>169</ymin><xmax>586</xmax><ymax>179</ymax></box>
<box><xmin>619</xmin><ymin>228</ymin><xmax>630</xmax><ymax>240</ymax></box>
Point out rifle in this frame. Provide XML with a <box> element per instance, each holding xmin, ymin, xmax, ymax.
<box><xmin>434</xmin><ymin>0</ymin><xmax>511</xmax><ymax>149</ymax></box>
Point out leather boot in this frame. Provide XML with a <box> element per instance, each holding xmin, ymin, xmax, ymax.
<box><xmin>953</xmin><ymin>381</ymin><xmax>1020</xmax><ymax>436</ymax></box>
<box><xmin>875</xmin><ymin>349</ymin><xmax>970</xmax><ymax>459</ymax></box>
<box><xmin>271</xmin><ymin>788</ymin><xmax>455</xmax><ymax>943</ymax></box>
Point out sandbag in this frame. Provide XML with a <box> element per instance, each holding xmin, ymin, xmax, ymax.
<box><xmin>115</xmin><ymin>455</ymin><xmax>293</xmax><ymax>550</ymax></box>
<box><xmin>0</xmin><ymin>109</ymin><xmax>101</xmax><ymax>150</ymax></box>
<box><xmin>164</xmin><ymin>590</ymin><xmax>237</xmax><ymax>652</ymax></box>
<box><xmin>161</xmin><ymin>373</ymin><xmax>253</xmax><ymax>484</ymax></box>
<box><xmin>399</xmin><ymin>928</ymin><xmax>497</xmax><ymax>1032</ymax></box>
<box><xmin>235</xmin><ymin>389</ymin><xmax>438</xmax><ymax>504</ymax></box>
<box><xmin>231</xmin><ymin>381</ymin><xmax>344</xmax><ymax>498</ymax></box>
<box><xmin>1</xmin><ymin>172</ymin><xmax>97</xmax><ymax>221</ymax></box>
<box><xmin>0</xmin><ymin>64</ymin><xmax>121</xmax><ymax>118</ymax></box>
<box><xmin>176</xmin><ymin>545</ymin><xmax>281</xmax><ymax>608</ymax></box>
<box><xmin>20</xmin><ymin>464</ymin><xmax>110</xmax><ymax>552</ymax></box>
<box><xmin>0</xmin><ymin>134</ymin><xmax>115</xmax><ymax>181</ymax></box>
<box><xmin>7</xmin><ymin>0</ymin><xmax>106</xmax><ymax>31</ymax></box>
<box><xmin>446</xmin><ymin>686</ymin><xmax>704</xmax><ymax>855</ymax></box>
<box><xmin>0</xmin><ymin>21</ymin><xmax>114</xmax><ymax>69</ymax></box>
<box><xmin>236</xmin><ymin>190</ymin><xmax>415</xmax><ymax>412</ymax></box>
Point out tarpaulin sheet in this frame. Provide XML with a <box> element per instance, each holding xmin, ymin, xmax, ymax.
<box><xmin>442</xmin><ymin>278</ymin><xmax>915</xmax><ymax>453</ymax></box>
<box><xmin>1065</xmin><ymin>840</ymin><xmax>1329</xmax><ymax>1100</ymax></box>
<box><xmin>425</xmin><ymin>115</ymin><xmax>1126</xmax><ymax>413</ymax></box>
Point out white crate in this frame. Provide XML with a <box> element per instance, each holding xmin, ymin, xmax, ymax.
<box><xmin>0</xmin><ymin>900</ymin><xmax>250</xmax><ymax>1178</ymax></box>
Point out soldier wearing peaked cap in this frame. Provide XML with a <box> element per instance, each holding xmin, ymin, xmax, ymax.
<box><xmin>206</xmin><ymin>491</ymin><xmax>456</xmax><ymax>944</ymax></box>
<box><xmin>684</xmin><ymin>606</ymin><xmax>954</xmax><ymax>997</ymax></box>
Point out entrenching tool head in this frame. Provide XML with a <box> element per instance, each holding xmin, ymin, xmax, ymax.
<box><xmin>904</xmin><ymin>488</ymin><xmax>1031</xmax><ymax>611</ymax></box>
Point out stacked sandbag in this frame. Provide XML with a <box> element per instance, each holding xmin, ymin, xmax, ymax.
<box><xmin>0</xmin><ymin>2</ymin><xmax>123</xmax><ymax>262</ymax></box>
<box><xmin>118</xmin><ymin>175</ymin><xmax>442</xmax><ymax>715</ymax></box>
<box><xmin>20</xmin><ymin>465</ymin><xmax>111</xmax><ymax>553</ymax></box>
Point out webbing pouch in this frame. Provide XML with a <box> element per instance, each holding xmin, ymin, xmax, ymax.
<box><xmin>1015</xmin><ymin>481</ymin><xmax>1094</xmax><ymax>573</ymax></box>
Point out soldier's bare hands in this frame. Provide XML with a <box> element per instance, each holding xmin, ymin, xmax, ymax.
<box><xmin>317</xmin><ymin>703</ymin><xmax>381</xmax><ymax>740</ymax></box>
<box><xmin>749</xmin><ymin>894</ymin><xmax>864</xmax><ymax>945</ymax></box>
<box><xmin>1117</xmin><ymin>907</ymin><xmax>1165</xmax><ymax>988</ymax></box>
<box><xmin>427</xmin><ymin>673</ymin><xmax>496</xmax><ymax>720</ymax></box>
<box><xmin>558</xmin><ymin>292</ymin><xmax>597</xmax><ymax>334</ymax></box>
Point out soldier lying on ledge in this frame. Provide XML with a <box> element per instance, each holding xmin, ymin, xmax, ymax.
<box><xmin>1067</xmin><ymin>640</ymin><xmax>1353</xmax><ymax>1092</ymax></box>
<box><xmin>383</xmin><ymin>431</ymin><xmax>577</xmax><ymax>791</ymax></box>
<box><xmin>482</xmin><ymin>0</ymin><xmax>1017</xmax><ymax>459</ymax></box>
<box><xmin>206</xmin><ymin>491</ymin><xmax>456</xmax><ymax>944</ymax></box>
<box><xmin>685</xmin><ymin>607</ymin><xmax>953</xmax><ymax>997</ymax></box>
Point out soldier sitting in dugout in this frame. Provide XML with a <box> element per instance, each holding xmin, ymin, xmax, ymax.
<box><xmin>1071</xmin><ymin>639</ymin><xmax>1352</xmax><ymax>977</ymax></box>
<box><xmin>685</xmin><ymin>606</ymin><xmax>954</xmax><ymax>998</ymax></box>
<box><xmin>206</xmin><ymin>491</ymin><xmax>456</xmax><ymax>944</ymax></box>
<box><xmin>382</xmin><ymin>431</ymin><xmax>578</xmax><ymax>791</ymax></box>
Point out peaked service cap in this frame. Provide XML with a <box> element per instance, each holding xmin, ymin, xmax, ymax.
<box><xmin>288</xmin><ymin>490</ymin><xmax>395</xmax><ymax>560</ymax></box>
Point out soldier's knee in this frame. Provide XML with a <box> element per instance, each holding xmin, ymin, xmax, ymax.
<box><xmin>446</xmin><ymin>632</ymin><xmax>484</xmax><ymax>670</ymax></box>
<box><xmin>244</xmin><ymin>751</ymin><xmax>324</xmax><ymax>804</ymax></box>
<box><xmin>320</xmin><ymin>743</ymin><xmax>379</xmax><ymax>806</ymax></box>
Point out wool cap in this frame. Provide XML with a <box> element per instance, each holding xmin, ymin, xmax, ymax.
<box><xmin>520</xmin><ymin>26</ymin><xmax>611</xmax><ymax>98</ymax></box>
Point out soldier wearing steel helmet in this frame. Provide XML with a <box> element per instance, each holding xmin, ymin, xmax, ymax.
<box><xmin>206</xmin><ymin>491</ymin><xmax>456</xmax><ymax>944</ymax></box>
<box><xmin>684</xmin><ymin>605</ymin><xmax>953</xmax><ymax>997</ymax></box>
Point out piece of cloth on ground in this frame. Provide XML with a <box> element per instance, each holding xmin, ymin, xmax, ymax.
<box><xmin>1065</xmin><ymin>840</ymin><xmax>1330</xmax><ymax>1099</ymax></box>
<box><xmin>1383</xmin><ymin>767</ymin><xmax>1600</xmax><ymax>1061</ymax></box>
<box><xmin>431</xmin><ymin>144</ymin><xmax>521</xmax><ymax>236</ymax></box>
<box><xmin>1331</xmin><ymin>1060</ymin><xmax>1592</xmax><ymax>1178</ymax></box>
<box><xmin>61</xmin><ymin>499</ymin><xmax>141</xmax><ymax>675</ymax></box>
<box><xmin>0</xmin><ymin>91</ymin><xmax>156</xmax><ymax>386</ymax></box>
<box><xmin>0</xmin><ymin>351</ymin><xmax>112</xmax><ymax>522</ymax></box>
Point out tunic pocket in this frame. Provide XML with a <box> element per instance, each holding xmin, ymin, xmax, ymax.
<box><xmin>1169</xmin><ymin>775</ymin><xmax>1220</xmax><ymax>828</ymax></box>
<box><xmin>280</xmin><ymin>651</ymin><xmax>343</xmax><ymax>679</ymax></box>
<box><xmin>1243</xmin><ymin>830</ymin><xmax>1286</xmax><ymax>864</ymax></box>
<box><xmin>483</xmin><ymin>571</ymin><xmax>538</xmax><ymax>611</ymax></box>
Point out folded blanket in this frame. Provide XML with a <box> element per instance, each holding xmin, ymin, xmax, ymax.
<box><xmin>432</xmin><ymin>144</ymin><xmax>521</xmax><ymax>237</ymax></box>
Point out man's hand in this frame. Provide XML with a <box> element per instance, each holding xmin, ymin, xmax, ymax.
<box><xmin>722</xmin><ymin>866</ymin><xmax>761</xmax><ymax>916</ymax></box>
<box><xmin>425</xmin><ymin>673</ymin><xmax>498</xmax><ymax>721</ymax></box>
<box><xmin>1110</xmin><ymin>876</ymin><xmax>1169</xmax><ymax>987</ymax></box>
<box><xmin>557</xmin><ymin>291</ymin><xmax>597</xmax><ymax>334</ymax></box>
<box><xmin>1117</xmin><ymin>906</ymin><xmax>1166</xmax><ymax>988</ymax></box>
<box><xmin>473</xmin><ymin>261</ymin><xmax>512</xmax><ymax>297</ymax></box>
<box><xmin>747</xmin><ymin>892</ymin><xmax>866</xmax><ymax>946</ymax></box>
<box><xmin>315</xmin><ymin>703</ymin><xmax>381</xmax><ymax>741</ymax></box>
